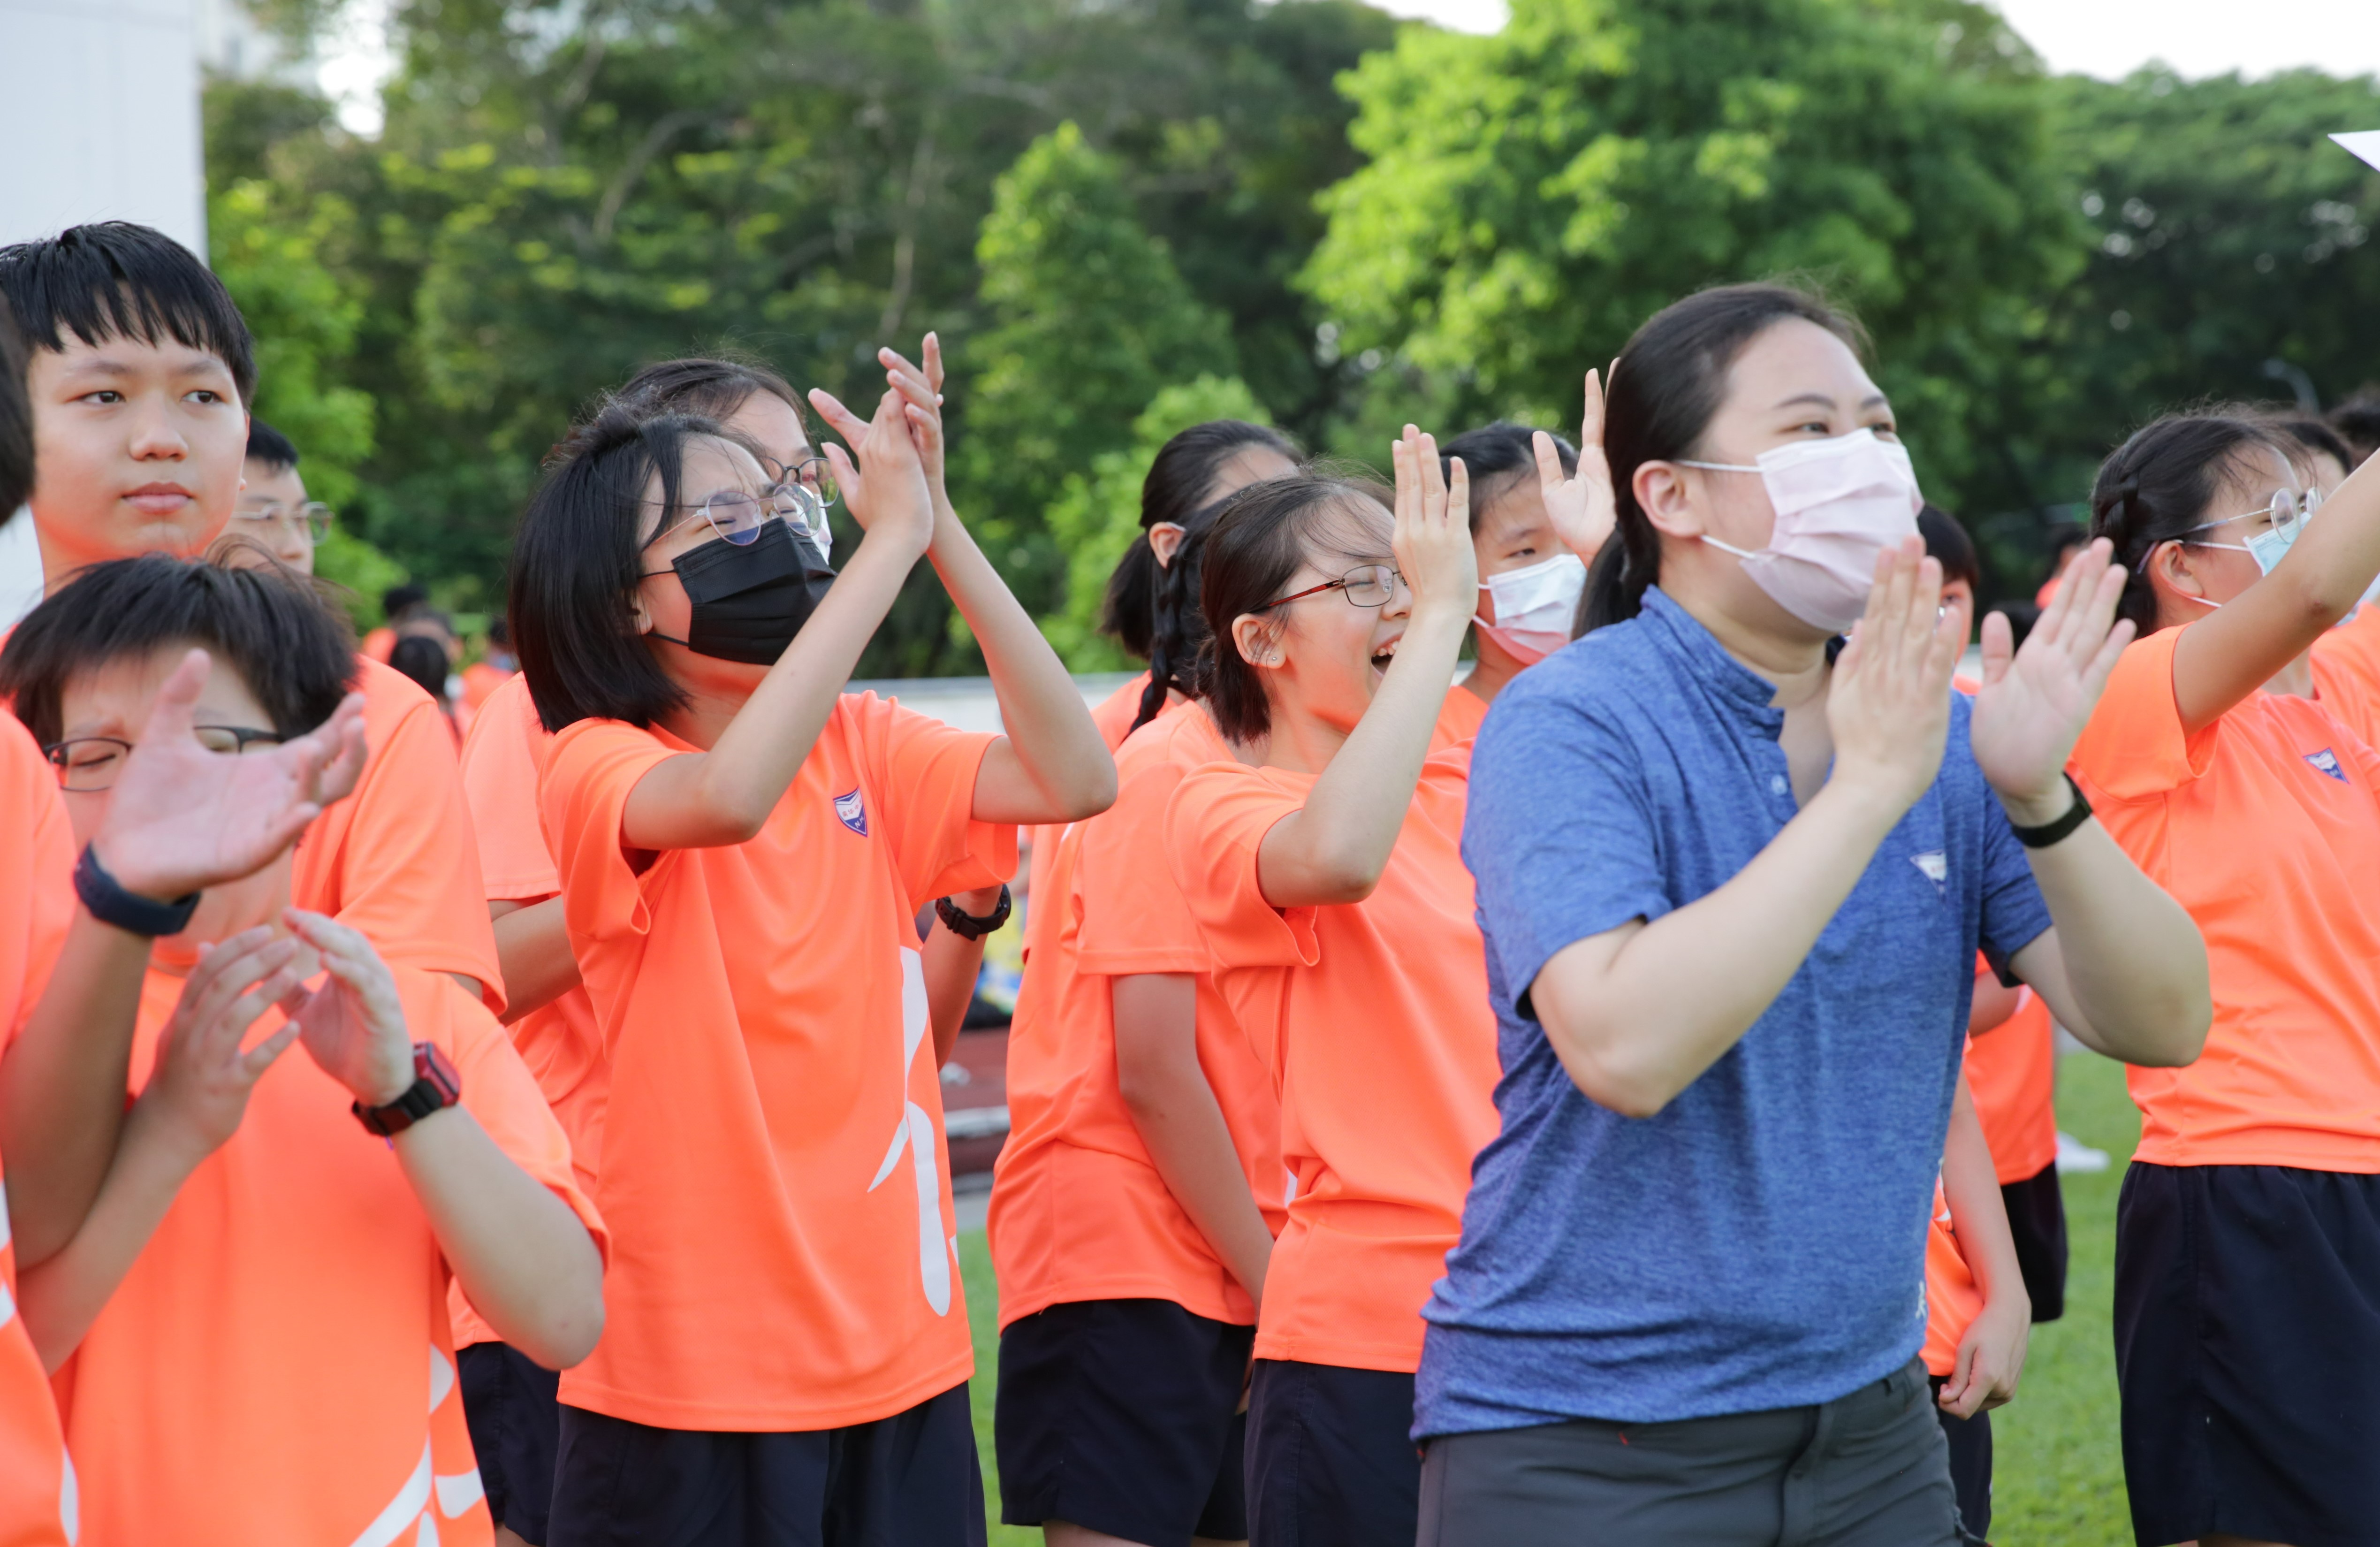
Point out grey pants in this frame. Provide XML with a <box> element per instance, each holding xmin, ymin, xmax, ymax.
<box><xmin>1415</xmin><ymin>1357</ymin><xmax>1958</xmax><ymax>1547</ymax></box>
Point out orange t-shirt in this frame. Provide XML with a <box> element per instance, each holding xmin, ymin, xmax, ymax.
<box><xmin>1964</xmin><ymin>974</ymin><xmax>2058</xmax><ymax>1184</ymax></box>
<box><xmin>1437</xmin><ymin>680</ymin><xmax>1490</xmax><ymax>747</ymax></box>
<box><xmin>0</xmin><ymin>721</ymin><xmax>77</xmax><ymax>1547</ymax></box>
<box><xmin>543</xmin><ymin>695</ymin><xmax>1015</xmax><ymax>1429</ymax></box>
<box><xmin>56</xmin><ymin>966</ymin><xmax>604</xmax><ymax>1547</ymax></box>
<box><xmin>1165</xmin><ymin>749</ymin><xmax>1499</xmax><ymax>1374</ymax></box>
<box><xmin>292</xmin><ymin>657</ymin><xmax>505</xmax><ymax>1014</ymax></box>
<box><xmin>1022</xmin><ymin>674</ymin><xmax>1147</xmax><ymax>967</ymax></box>
<box><xmin>991</xmin><ymin>702</ymin><xmax>1283</xmax><ymax>1330</ymax></box>
<box><xmin>1920</xmin><ymin>1176</ymin><xmax>1984</xmax><ymax>1380</ymax></box>
<box><xmin>2071</xmin><ymin>624</ymin><xmax>2380</xmax><ymax>1169</ymax></box>
<box><xmin>2311</xmin><ymin>606</ymin><xmax>2380</xmax><ymax>748</ymax></box>
<box><xmin>360</xmin><ymin>625</ymin><xmax>396</xmax><ymax>665</ymax></box>
<box><xmin>449</xmin><ymin>671</ymin><xmax>602</xmax><ymax>1352</ymax></box>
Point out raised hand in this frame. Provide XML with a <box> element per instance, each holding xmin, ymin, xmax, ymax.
<box><xmin>1826</xmin><ymin>539</ymin><xmax>1963</xmax><ymax>813</ymax></box>
<box><xmin>1537</xmin><ymin>365</ymin><xmax>1619</xmax><ymax>563</ymax></box>
<box><xmin>878</xmin><ymin>335</ymin><xmax>948</xmax><ymax>493</ymax></box>
<box><xmin>804</xmin><ymin>382</ymin><xmax>936</xmax><ymax>557</ymax></box>
<box><xmin>93</xmin><ymin>651</ymin><xmax>368</xmax><ymax>902</ymax></box>
<box><xmin>277</xmin><ymin>909</ymin><xmax>415</xmax><ymax>1109</ymax></box>
<box><xmin>1969</xmin><ymin>537</ymin><xmax>2135</xmax><ymax>821</ymax></box>
<box><xmin>1389</xmin><ymin>424</ymin><xmax>1479</xmax><ymax>630</ymax></box>
<box><xmin>139</xmin><ymin>928</ymin><xmax>308</xmax><ymax>1166</ymax></box>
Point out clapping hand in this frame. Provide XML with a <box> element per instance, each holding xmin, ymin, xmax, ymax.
<box><xmin>276</xmin><ymin>909</ymin><xmax>416</xmax><ymax>1110</ymax></box>
<box><xmin>1827</xmin><ymin>539</ymin><xmax>1963</xmax><ymax>813</ymax></box>
<box><xmin>95</xmin><ymin>652</ymin><xmax>367</xmax><ymax>902</ymax></box>
<box><xmin>804</xmin><ymin>381</ymin><xmax>936</xmax><ymax>558</ymax></box>
<box><xmin>1537</xmin><ymin>366</ymin><xmax>1620</xmax><ymax>563</ymax></box>
<box><xmin>1969</xmin><ymin>539</ymin><xmax>2134</xmax><ymax>823</ymax></box>
<box><xmin>1389</xmin><ymin>424</ymin><xmax>1480</xmax><ymax>631</ymax></box>
<box><xmin>140</xmin><ymin>928</ymin><xmax>309</xmax><ymax>1167</ymax></box>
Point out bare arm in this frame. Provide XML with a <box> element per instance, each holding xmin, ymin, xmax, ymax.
<box><xmin>1112</xmin><ymin>973</ymin><xmax>1272</xmax><ymax>1305</ymax></box>
<box><xmin>1938</xmin><ymin>1075</ymin><xmax>2028</xmax><ymax>1418</ymax></box>
<box><xmin>488</xmin><ymin>897</ymin><xmax>579</xmax><ymax>1024</ymax></box>
<box><xmin>621</xmin><ymin>387</ymin><xmax>936</xmax><ymax>851</ymax></box>
<box><xmin>1969</xmin><ymin>974</ymin><xmax>2022</xmax><ymax>1037</ymax></box>
<box><xmin>2171</xmin><ymin>449</ymin><xmax>2380</xmax><ymax>732</ymax></box>
<box><xmin>1970</xmin><ymin>544</ymin><xmax>2211</xmax><ymax>1067</ymax></box>
<box><xmin>920</xmin><ymin>883</ymin><xmax>1000</xmax><ymax>1067</ymax></box>
<box><xmin>1256</xmin><ymin>427</ymin><xmax>1478</xmax><ymax>907</ymax></box>
<box><xmin>821</xmin><ymin>338</ymin><xmax>1115</xmax><ymax>825</ymax></box>
<box><xmin>1531</xmin><ymin>541</ymin><xmax>1962</xmax><ymax>1118</ymax></box>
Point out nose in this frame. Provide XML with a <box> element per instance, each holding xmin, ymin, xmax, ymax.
<box><xmin>126</xmin><ymin>393</ymin><xmax>190</xmax><ymax>462</ymax></box>
<box><xmin>1383</xmin><ymin>570</ymin><xmax>1414</xmax><ymax>621</ymax></box>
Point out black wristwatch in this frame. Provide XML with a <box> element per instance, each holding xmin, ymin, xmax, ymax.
<box><xmin>935</xmin><ymin>885</ymin><xmax>1013</xmax><ymax>941</ymax></box>
<box><xmin>2007</xmin><ymin>773</ymin><xmax>2094</xmax><ymax>849</ymax></box>
<box><xmin>73</xmin><ymin>843</ymin><xmax>199</xmax><ymax>937</ymax></box>
<box><xmin>352</xmin><ymin>1043</ymin><xmax>463</xmax><ymax>1137</ymax></box>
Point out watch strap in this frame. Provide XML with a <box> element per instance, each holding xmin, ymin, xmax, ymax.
<box><xmin>2008</xmin><ymin>772</ymin><xmax>2093</xmax><ymax>849</ymax></box>
<box><xmin>73</xmin><ymin>844</ymin><xmax>199</xmax><ymax>937</ymax></box>
<box><xmin>935</xmin><ymin>884</ymin><xmax>1012</xmax><ymax>942</ymax></box>
<box><xmin>352</xmin><ymin>1043</ymin><xmax>463</xmax><ymax>1137</ymax></box>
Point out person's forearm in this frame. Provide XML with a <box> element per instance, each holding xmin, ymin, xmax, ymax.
<box><xmin>16</xmin><ymin>1101</ymin><xmax>204</xmax><ymax>1370</ymax></box>
<box><xmin>489</xmin><ymin>898</ymin><xmax>579</xmax><ymax>1024</ymax></box>
<box><xmin>2012</xmin><ymin>817</ymin><xmax>2209</xmax><ymax>1067</ymax></box>
<box><xmin>1941</xmin><ymin>1080</ymin><xmax>2025</xmax><ymax>1313</ymax></box>
<box><xmin>920</xmin><ymin>896</ymin><xmax>993</xmax><ymax>1067</ymax></box>
<box><xmin>0</xmin><ymin>914</ymin><xmax>156</xmax><ymax>1265</ymax></box>
<box><xmin>396</xmin><ymin>1107</ymin><xmax>604</xmax><ymax>1370</ymax></box>
<box><xmin>1257</xmin><ymin>610</ymin><xmax>1468</xmax><ymax>907</ymax></box>
<box><xmin>927</xmin><ymin>502</ymin><xmax>1115</xmax><ymax>822</ymax></box>
<box><xmin>1534</xmin><ymin>776</ymin><xmax>1907</xmax><ymax>1117</ymax></box>
<box><xmin>1114</xmin><ymin>976</ymin><xmax>1273</xmax><ymax>1304</ymax></box>
<box><xmin>625</xmin><ymin>528</ymin><xmax>922</xmax><ymax>848</ymax></box>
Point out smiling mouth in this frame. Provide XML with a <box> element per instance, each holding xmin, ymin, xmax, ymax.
<box><xmin>1370</xmin><ymin>638</ymin><xmax>1400</xmax><ymax>673</ymax></box>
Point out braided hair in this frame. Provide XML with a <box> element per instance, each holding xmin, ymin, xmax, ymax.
<box><xmin>2087</xmin><ymin>411</ymin><xmax>2289</xmax><ymax>634</ymax></box>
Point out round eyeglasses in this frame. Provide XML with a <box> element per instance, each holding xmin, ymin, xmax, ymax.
<box><xmin>2187</xmin><ymin>487</ymin><xmax>2323</xmax><ymax>541</ymax></box>
<box><xmin>44</xmin><ymin>726</ymin><xmax>286</xmax><ymax>793</ymax></box>
<box><xmin>646</xmin><ymin>472</ymin><xmax>836</xmax><ymax>551</ymax></box>
<box><xmin>235</xmin><ymin>500</ymin><xmax>334</xmax><ymax>542</ymax></box>
<box><xmin>1263</xmin><ymin>564</ymin><xmax>1403</xmax><ymax>610</ymax></box>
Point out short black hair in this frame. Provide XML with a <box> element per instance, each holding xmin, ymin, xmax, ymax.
<box><xmin>2264</xmin><ymin>414</ymin><xmax>2354</xmax><ymax>476</ymax></box>
<box><xmin>0</xmin><ymin>553</ymin><xmax>356</xmax><ymax>747</ymax></box>
<box><xmin>2331</xmin><ymin>389</ymin><xmax>2380</xmax><ymax>464</ymax></box>
<box><xmin>388</xmin><ymin>634</ymin><xmax>450</xmax><ymax>703</ymax></box>
<box><xmin>512</xmin><ymin>406</ymin><xmax>727</xmax><ymax>732</ymax></box>
<box><xmin>0</xmin><ymin>295</ymin><xmax>30</xmax><ymax>516</ymax></box>
<box><xmin>0</xmin><ymin>223</ymin><xmax>257</xmax><ymax>405</ymax></box>
<box><xmin>380</xmin><ymin>583</ymin><xmax>428</xmax><ymax>622</ymax></box>
<box><xmin>1916</xmin><ymin>503</ymin><xmax>1980</xmax><ymax>593</ymax></box>
<box><xmin>247</xmin><ymin>419</ymin><xmax>300</xmax><ymax>473</ymax></box>
<box><xmin>1440</xmin><ymin>422</ymin><xmax>1576</xmax><ymax>534</ymax></box>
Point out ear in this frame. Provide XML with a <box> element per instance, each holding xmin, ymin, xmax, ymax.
<box><xmin>1230</xmin><ymin>613</ymin><xmax>1284</xmax><ymax>671</ymax></box>
<box><xmin>2145</xmin><ymin>538</ymin><xmax>2210</xmax><ymax>610</ymax></box>
<box><xmin>629</xmin><ymin>584</ymin><xmax>655</xmax><ymax>636</ymax></box>
<box><xmin>1148</xmin><ymin>521</ymin><xmax>1187</xmax><ymax>569</ymax></box>
<box><xmin>1635</xmin><ymin>461</ymin><xmax>1705</xmax><ymax>540</ymax></box>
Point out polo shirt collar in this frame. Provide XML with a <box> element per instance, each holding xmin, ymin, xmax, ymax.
<box><xmin>1640</xmin><ymin>587</ymin><xmax>1785</xmax><ymax>734</ymax></box>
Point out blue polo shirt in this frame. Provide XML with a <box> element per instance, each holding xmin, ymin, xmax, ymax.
<box><xmin>1413</xmin><ymin>587</ymin><xmax>2052</xmax><ymax>1435</ymax></box>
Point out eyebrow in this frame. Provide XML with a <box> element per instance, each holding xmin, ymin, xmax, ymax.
<box><xmin>1772</xmin><ymin>391</ymin><xmax>1891</xmax><ymax>412</ymax></box>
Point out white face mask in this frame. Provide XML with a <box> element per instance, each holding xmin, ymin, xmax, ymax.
<box><xmin>1474</xmin><ymin>552</ymin><xmax>1586</xmax><ymax>665</ymax></box>
<box><xmin>1680</xmin><ymin>428</ymin><xmax>1924</xmax><ymax>633</ymax></box>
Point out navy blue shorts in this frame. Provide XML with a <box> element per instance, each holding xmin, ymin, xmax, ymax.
<box><xmin>1246</xmin><ymin>1359</ymin><xmax>1418</xmax><ymax>1547</ymax></box>
<box><xmin>2115</xmin><ymin>1162</ymin><xmax>2380</xmax><ymax>1547</ymax></box>
<box><xmin>2000</xmin><ymin>1159</ymin><xmax>2068</xmax><ymax>1323</ymax></box>
<box><xmin>460</xmin><ymin>1342</ymin><xmax>562</xmax><ymax>1544</ymax></box>
<box><xmin>996</xmin><ymin>1298</ymin><xmax>1251</xmax><ymax>1546</ymax></box>
<box><xmin>544</xmin><ymin>1383</ymin><xmax>985</xmax><ymax>1547</ymax></box>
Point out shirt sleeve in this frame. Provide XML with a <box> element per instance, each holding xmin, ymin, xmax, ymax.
<box><xmin>416</xmin><ymin>967</ymin><xmax>609</xmax><ymax>1264</ymax></box>
<box><xmin>1075</xmin><ymin>759</ymin><xmax>1208</xmax><ymax>977</ymax></box>
<box><xmin>858</xmin><ymin>694</ymin><xmax>1019</xmax><ymax>907</ymax></box>
<box><xmin>1163</xmin><ymin>763</ymin><xmax>1320</xmax><ymax>972</ymax></box>
<box><xmin>541</xmin><ymin>720</ymin><xmax>683</xmax><ymax>947</ymax></box>
<box><xmin>459</xmin><ymin>675</ymin><xmax>560</xmax><ymax>904</ymax></box>
<box><xmin>0</xmin><ymin>721</ymin><xmax>74</xmax><ymax>1051</ymax></box>
<box><xmin>2069</xmin><ymin>625</ymin><xmax>2217</xmax><ymax>800</ymax></box>
<box><xmin>1462</xmin><ymin>678</ymin><xmax>1672</xmax><ymax>1019</ymax></box>
<box><xmin>303</xmin><ymin>659</ymin><xmax>507</xmax><ymax>1012</ymax></box>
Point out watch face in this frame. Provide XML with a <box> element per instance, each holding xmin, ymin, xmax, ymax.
<box><xmin>414</xmin><ymin>1042</ymin><xmax>464</xmax><ymax>1105</ymax></box>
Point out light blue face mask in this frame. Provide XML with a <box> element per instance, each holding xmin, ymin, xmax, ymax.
<box><xmin>2188</xmin><ymin>487</ymin><xmax>2321</xmax><ymax>576</ymax></box>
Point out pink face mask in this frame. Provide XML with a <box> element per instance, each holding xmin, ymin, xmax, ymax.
<box><xmin>1680</xmin><ymin>429</ymin><xmax>1924</xmax><ymax>633</ymax></box>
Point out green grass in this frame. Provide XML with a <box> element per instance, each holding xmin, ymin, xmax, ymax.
<box><xmin>957</xmin><ymin>1052</ymin><xmax>2144</xmax><ymax>1546</ymax></box>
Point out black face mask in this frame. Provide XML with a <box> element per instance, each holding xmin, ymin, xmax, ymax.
<box><xmin>651</xmin><ymin>518</ymin><xmax>835</xmax><ymax>664</ymax></box>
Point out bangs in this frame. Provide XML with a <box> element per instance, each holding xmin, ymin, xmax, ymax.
<box><xmin>0</xmin><ymin>223</ymin><xmax>256</xmax><ymax>403</ymax></box>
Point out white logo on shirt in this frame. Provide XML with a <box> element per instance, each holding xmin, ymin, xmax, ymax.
<box><xmin>1911</xmin><ymin>851</ymin><xmax>1947</xmax><ymax>895</ymax></box>
<box><xmin>867</xmin><ymin>946</ymin><xmax>954</xmax><ymax>1316</ymax></box>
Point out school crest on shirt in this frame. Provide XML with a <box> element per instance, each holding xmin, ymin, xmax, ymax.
<box><xmin>2305</xmin><ymin>748</ymin><xmax>2348</xmax><ymax>783</ymax></box>
<box><xmin>833</xmin><ymin>788</ymin><xmax>869</xmax><ymax>836</ymax></box>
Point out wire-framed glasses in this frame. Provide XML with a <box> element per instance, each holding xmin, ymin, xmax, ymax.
<box><xmin>234</xmin><ymin>500</ymin><xmax>334</xmax><ymax>541</ymax></box>
<box><xmin>2186</xmin><ymin>487</ymin><xmax>2323</xmax><ymax>541</ymax></box>
<box><xmin>1263</xmin><ymin>564</ymin><xmax>1402</xmax><ymax>610</ymax></box>
<box><xmin>44</xmin><ymin>726</ymin><xmax>286</xmax><ymax>793</ymax></box>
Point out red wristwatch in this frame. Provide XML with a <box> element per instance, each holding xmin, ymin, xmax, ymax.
<box><xmin>351</xmin><ymin>1043</ymin><xmax>463</xmax><ymax>1137</ymax></box>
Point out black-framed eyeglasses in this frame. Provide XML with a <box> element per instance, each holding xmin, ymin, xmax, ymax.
<box><xmin>235</xmin><ymin>500</ymin><xmax>334</xmax><ymax>541</ymax></box>
<box><xmin>43</xmin><ymin>726</ymin><xmax>287</xmax><ymax>793</ymax></box>
<box><xmin>1263</xmin><ymin>564</ymin><xmax>1402</xmax><ymax>611</ymax></box>
<box><xmin>760</xmin><ymin>454</ymin><xmax>839</xmax><ymax>524</ymax></box>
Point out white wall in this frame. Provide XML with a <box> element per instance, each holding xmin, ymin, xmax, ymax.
<box><xmin>0</xmin><ymin>0</ymin><xmax>208</xmax><ymax>620</ymax></box>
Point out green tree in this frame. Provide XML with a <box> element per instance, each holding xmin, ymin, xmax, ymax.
<box><xmin>955</xmin><ymin>123</ymin><xmax>1236</xmax><ymax>623</ymax></box>
<box><xmin>1304</xmin><ymin>0</ymin><xmax>2084</xmax><ymax>519</ymax></box>
<box><xmin>1041</xmin><ymin>373</ymin><xmax>1273</xmax><ymax>669</ymax></box>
